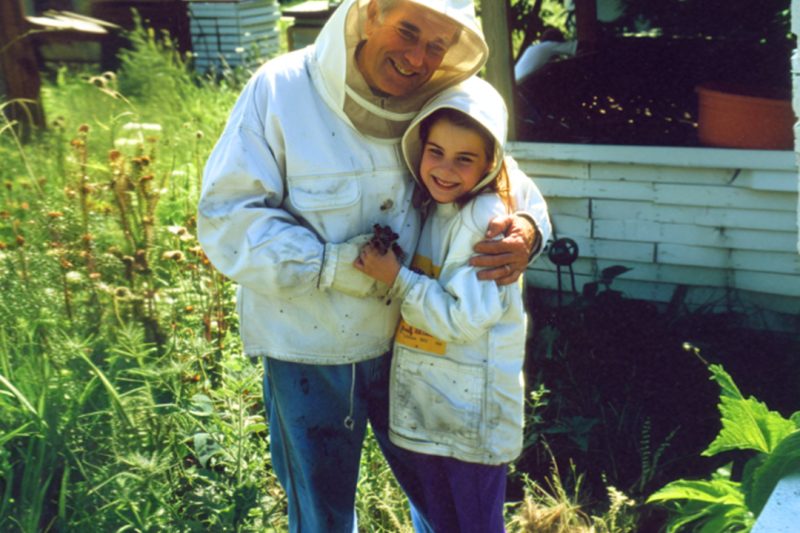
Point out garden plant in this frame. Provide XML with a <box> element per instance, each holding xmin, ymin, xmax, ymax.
<box><xmin>2</xmin><ymin>14</ymin><xmax>798</xmax><ymax>533</ymax></box>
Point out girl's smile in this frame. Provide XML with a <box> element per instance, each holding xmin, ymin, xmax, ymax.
<box><xmin>419</xmin><ymin>118</ymin><xmax>492</xmax><ymax>204</ymax></box>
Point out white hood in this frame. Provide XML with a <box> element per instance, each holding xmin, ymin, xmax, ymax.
<box><xmin>401</xmin><ymin>76</ymin><xmax>508</xmax><ymax>195</ymax></box>
<box><xmin>309</xmin><ymin>0</ymin><xmax>489</xmax><ymax>139</ymax></box>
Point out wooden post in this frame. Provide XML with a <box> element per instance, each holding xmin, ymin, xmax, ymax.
<box><xmin>480</xmin><ymin>1</ymin><xmax>517</xmax><ymax>139</ymax></box>
<box><xmin>793</xmin><ymin>0</ymin><xmax>800</xmax><ymax>254</ymax></box>
<box><xmin>0</xmin><ymin>0</ymin><xmax>45</xmax><ymax>137</ymax></box>
<box><xmin>574</xmin><ymin>0</ymin><xmax>599</xmax><ymax>46</ymax></box>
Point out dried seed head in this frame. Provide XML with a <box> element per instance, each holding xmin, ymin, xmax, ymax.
<box><xmin>108</xmin><ymin>149</ymin><xmax>122</xmax><ymax>161</ymax></box>
<box><xmin>15</xmin><ymin>235</ymin><xmax>25</xmax><ymax>247</ymax></box>
<box><xmin>161</xmin><ymin>250</ymin><xmax>185</xmax><ymax>262</ymax></box>
<box><xmin>78</xmin><ymin>124</ymin><xmax>90</xmax><ymax>133</ymax></box>
<box><xmin>168</xmin><ymin>225</ymin><xmax>188</xmax><ymax>236</ymax></box>
<box><xmin>65</xmin><ymin>271</ymin><xmax>83</xmax><ymax>284</ymax></box>
<box><xmin>114</xmin><ymin>287</ymin><xmax>132</xmax><ymax>299</ymax></box>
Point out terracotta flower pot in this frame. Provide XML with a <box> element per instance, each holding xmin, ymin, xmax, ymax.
<box><xmin>695</xmin><ymin>82</ymin><xmax>795</xmax><ymax>150</ymax></box>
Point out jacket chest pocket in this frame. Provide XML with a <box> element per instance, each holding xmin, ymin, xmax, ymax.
<box><xmin>390</xmin><ymin>349</ymin><xmax>485</xmax><ymax>445</ymax></box>
<box><xmin>286</xmin><ymin>174</ymin><xmax>361</xmax><ymax>242</ymax></box>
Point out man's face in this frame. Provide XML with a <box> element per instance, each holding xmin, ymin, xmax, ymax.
<box><xmin>358</xmin><ymin>0</ymin><xmax>459</xmax><ymax>97</ymax></box>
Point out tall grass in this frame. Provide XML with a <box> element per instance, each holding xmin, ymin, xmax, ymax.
<box><xmin>0</xmin><ymin>16</ymin><xmax>651</xmax><ymax>533</ymax></box>
<box><xmin>0</xmin><ymin>19</ymin><xmax>277</xmax><ymax>531</ymax></box>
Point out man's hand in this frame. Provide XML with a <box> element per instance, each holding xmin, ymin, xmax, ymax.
<box><xmin>469</xmin><ymin>214</ymin><xmax>537</xmax><ymax>286</ymax></box>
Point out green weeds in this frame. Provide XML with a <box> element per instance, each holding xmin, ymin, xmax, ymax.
<box><xmin>647</xmin><ymin>347</ymin><xmax>800</xmax><ymax>532</ymax></box>
<box><xmin>4</xmin><ymin>9</ymin><xmax>794</xmax><ymax>533</ymax></box>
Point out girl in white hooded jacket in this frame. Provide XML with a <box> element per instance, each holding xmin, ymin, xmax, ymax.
<box><xmin>355</xmin><ymin>77</ymin><xmax>548</xmax><ymax>532</ymax></box>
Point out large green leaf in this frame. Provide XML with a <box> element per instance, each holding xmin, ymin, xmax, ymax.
<box><xmin>703</xmin><ymin>365</ymin><xmax>795</xmax><ymax>456</ymax></box>
<box><xmin>657</xmin><ymin>500</ymin><xmax>753</xmax><ymax>533</ymax></box>
<box><xmin>646</xmin><ymin>478</ymin><xmax>744</xmax><ymax>507</ymax></box>
<box><xmin>745</xmin><ymin>430</ymin><xmax>800</xmax><ymax>516</ymax></box>
<box><xmin>696</xmin><ymin>507</ymin><xmax>753</xmax><ymax>533</ymax></box>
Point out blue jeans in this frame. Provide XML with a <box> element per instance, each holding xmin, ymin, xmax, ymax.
<box><xmin>262</xmin><ymin>353</ymin><xmax>435</xmax><ymax>533</ymax></box>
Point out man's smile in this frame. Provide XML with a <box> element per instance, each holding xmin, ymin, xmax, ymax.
<box><xmin>390</xmin><ymin>58</ymin><xmax>416</xmax><ymax>77</ymax></box>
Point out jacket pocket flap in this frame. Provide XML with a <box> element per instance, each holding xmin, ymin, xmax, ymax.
<box><xmin>288</xmin><ymin>175</ymin><xmax>361</xmax><ymax>212</ymax></box>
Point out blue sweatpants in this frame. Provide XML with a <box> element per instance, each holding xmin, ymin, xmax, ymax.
<box><xmin>400</xmin><ymin>453</ymin><xmax>508</xmax><ymax>533</ymax></box>
<box><xmin>262</xmin><ymin>353</ymin><xmax>436</xmax><ymax>533</ymax></box>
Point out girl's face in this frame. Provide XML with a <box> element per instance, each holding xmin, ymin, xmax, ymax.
<box><xmin>419</xmin><ymin>118</ymin><xmax>492</xmax><ymax>204</ymax></box>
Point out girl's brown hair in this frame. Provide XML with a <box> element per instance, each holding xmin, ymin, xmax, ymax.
<box><xmin>417</xmin><ymin>108</ymin><xmax>514</xmax><ymax>212</ymax></box>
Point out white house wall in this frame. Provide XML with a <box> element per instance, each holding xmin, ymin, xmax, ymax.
<box><xmin>794</xmin><ymin>0</ymin><xmax>800</xmax><ymax>253</ymax></box>
<box><xmin>512</xmin><ymin>143</ymin><xmax>800</xmax><ymax>328</ymax></box>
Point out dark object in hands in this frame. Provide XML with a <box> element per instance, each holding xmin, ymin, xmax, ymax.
<box><xmin>370</xmin><ymin>224</ymin><xmax>406</xmax><ymax>263</ymax></box>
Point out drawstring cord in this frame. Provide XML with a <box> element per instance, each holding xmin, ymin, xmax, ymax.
<box><xmin>343</xmin><ymin>363</ymin><xmax>355</xmax><ymax>431</ymax></box>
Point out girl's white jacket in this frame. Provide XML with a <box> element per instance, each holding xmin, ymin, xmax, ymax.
<box><xmin>197</xmin><ymin>0</ymin><xmax>550</xmax><ymax>365</ymax></box>
<box><xmin>388</xmin><ymin>79</ymin><xmax>551</xmax><ymax>464</ymax></box>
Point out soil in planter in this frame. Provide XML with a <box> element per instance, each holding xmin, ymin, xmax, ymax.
<box><xmin>515</xmin><ymin>35</ymin><xmax>792</xmax><ymax>147</ymax></box>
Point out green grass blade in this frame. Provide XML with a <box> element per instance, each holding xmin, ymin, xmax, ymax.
<box><xmin>58</xmin><ymin>464</ymin><xmax>70</xmax><ymax>526</ymax></box>
<box><xmin>0</xmin><ymin>373</ymin><xmax>47</xmax><ymax>429</ymax></box>
<box><xmin>76</xmin><ymin>352</ymin><xmax>134</xmax><ymax>429</ymax></box>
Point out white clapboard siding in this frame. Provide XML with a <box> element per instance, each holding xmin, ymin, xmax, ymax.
<box><xmin>654</xmin><ymin>183</ymin><xmax>796</xmax><ymax>211</ymax></box>
<box><xmin>513</xmin><ymin>142</ymin><xmax>800</xmax><ymax>324</ymax></box>
<box><xmin>735</xmin><ymin>169</ymin><xmax>800</xmax><ymax>192</ymax></box>
<box><xmin>568</xmin><ymin>237</ymin><xmax>655</xmax><ymax>263</ymax></box>
<box><xmin>734</xmin><ymin>271</ymin><xmax>800</xmax><ymax>297</ymax></box>
<box><xmin>651</xmin><ymin>244</ymin><xmax>800</xmax><ymax>273</ymax></box>
<box><xmin>188</xmin><ymin>0</ymin><xmax>280</xmax><ymax>71</ymax></box>
<box><xmin>535</xmin><ymin>177</ymin><xmax>656</xmax><ymax>201</ymax></box>
<box><xmin>551</xmin><ymin>214</ymin><xmax>592</xmax><ymax>238</ymax></box>
<box><xmin>591</xmin><ymin>199</ymin><xmax>795</xmax><ymax>231</ymax></box>
<box><xmin>531</xmin><ymin>257</ymin><xmax>731</xmax><ymax>287</ymax></box>
<box><xmin>519</xmin><ymin>160</ymin><xmax>589</xmax><ymax>180</ymax></box>
<box><xmin>545</xmin><ymin>198</ymin><xmax>591</xmax><ymax>217</ymax></box>
<box><xmin>591</xmin><ymin>163</ymin><xmax>734</xmax><ymax>186</ymax></box>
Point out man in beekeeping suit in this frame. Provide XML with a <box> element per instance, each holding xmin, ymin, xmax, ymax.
<box><xmin>198</xmin><ymin>0</ymin><xmax>551</xmax><ymax>530</ymax></box>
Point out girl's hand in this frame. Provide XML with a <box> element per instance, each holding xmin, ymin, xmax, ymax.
<box><xmin>353</xmin><ymin>243</ymin><xmax>401</xmax><ymax>286</ymax></box>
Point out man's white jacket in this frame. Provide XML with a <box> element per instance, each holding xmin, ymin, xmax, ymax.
<box><xmin>197</xmin><ymin>0</ymin><xmax>549</xmax><ymax>364</ymax></box>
